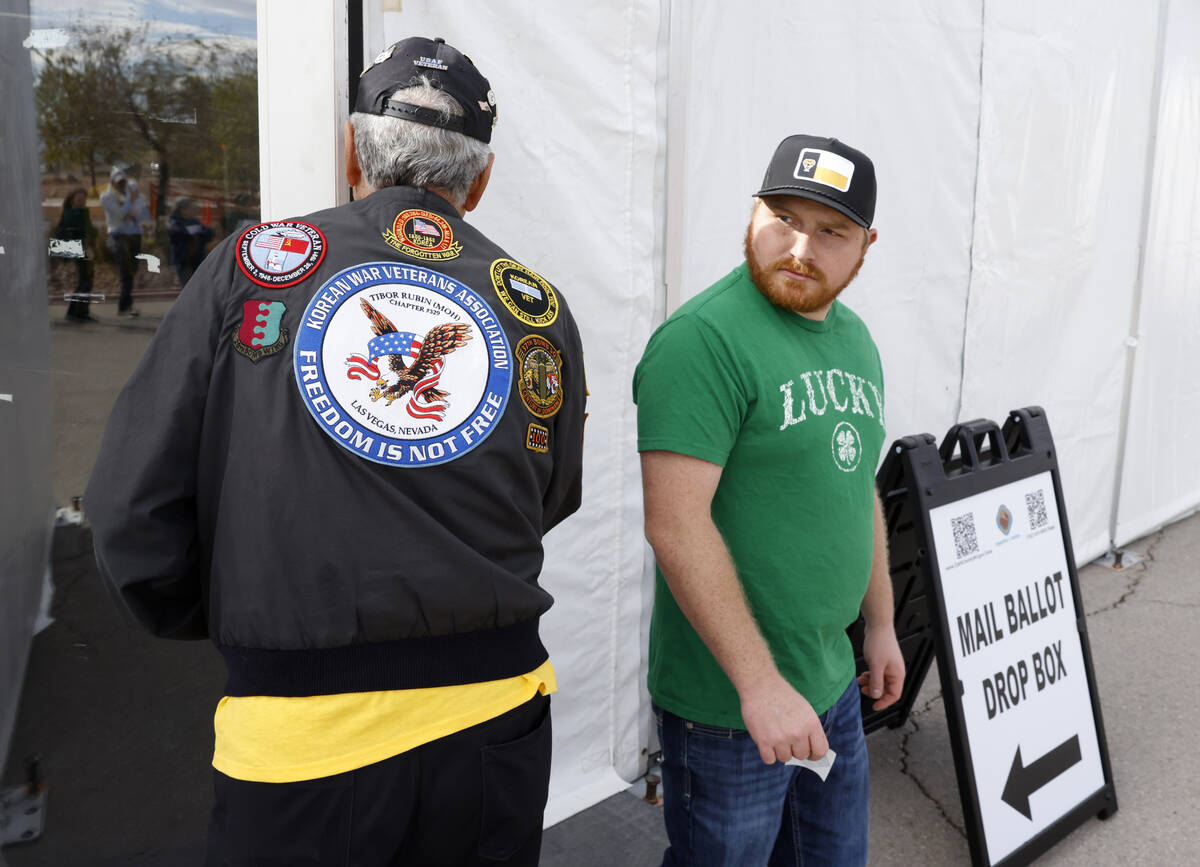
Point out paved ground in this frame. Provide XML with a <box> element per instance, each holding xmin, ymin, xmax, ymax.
<box><xmin>3</xmin><ymin>301</ymin><xmax>1197</xmax><ymax>865</ymax></box>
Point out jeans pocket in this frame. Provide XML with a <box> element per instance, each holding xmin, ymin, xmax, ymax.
<box><xmin>478</xmin><ymin>699</ymin><xmax>553</xmax><ymax>861</ymax></box>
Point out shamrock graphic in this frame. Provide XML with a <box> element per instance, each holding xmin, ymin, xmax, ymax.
<box><xmin>837</xmin><ymin>428</ymin><xmax>858</xmax><ymax>464</ymax></box>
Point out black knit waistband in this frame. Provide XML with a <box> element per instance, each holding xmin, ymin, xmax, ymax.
<box><xmin>218</xmin><ymin>619</ymin><xmax>546</xmax><ymax>697</ymax></box>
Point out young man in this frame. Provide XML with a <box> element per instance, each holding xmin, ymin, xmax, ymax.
<box><xmin>86</xmin><ymin>36</ymin><xmax>586</xmax><ymax>866</ymax></box>
<box><xmin>633</xmin><ymin>135</ymin><xmax>904</xmax><ymax>866</ymax></box>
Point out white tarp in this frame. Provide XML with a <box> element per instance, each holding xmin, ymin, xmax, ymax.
<box><xmin>959</xmin><ymin>0</ymin><xmax>1162</xmax><ymax>564</ymax></box>
<box><xmin>1114</xmin><ymin>0</ymin><xmax>1200</xmax><ymax>547</ymax></box>
<box><xmin>254</xmin><ymin>0</ymin><xmax>1200</xmax><ymax>827</ymax></box>
<box><xmin>666</xmin><ymin>0</ymin><xmax>983</xmax><ymax>482</ymax></box>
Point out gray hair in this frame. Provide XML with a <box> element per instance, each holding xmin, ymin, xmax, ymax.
<box><xmin>350</xmin><ymin>80</ymin><xmax>491</xmax><ymax>207</ymax></box>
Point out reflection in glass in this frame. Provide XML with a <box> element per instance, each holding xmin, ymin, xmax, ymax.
<box><xmin>32</xmin><ymin>3</ymin><xmax>259</xmax><ymax>315</ymax></box>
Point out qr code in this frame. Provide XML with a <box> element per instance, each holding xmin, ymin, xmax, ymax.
<box><xmin>951</xmin><ymin>513</ymin><xmax>979</xmax><ymax>559</ymax></box>
<box><xmin>1026</xmin><ymin>490</ymin><xmax>1048</xmax><ymax>529</ymax></box>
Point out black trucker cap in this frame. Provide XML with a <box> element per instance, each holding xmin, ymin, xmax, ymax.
<box><xmin>356</xmin><ymin>36</ymin><xmax>497</xmax><ymax>144</ymax></box>
<box><xmin>754</xmin><ymin>135</ymin><xmax>876</xmax><ymax>228</ymax></box>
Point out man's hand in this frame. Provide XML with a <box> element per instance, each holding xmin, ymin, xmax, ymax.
<box><xmin>739</xmin><ymin>674</ymin><xmax>829</xmax><ymax>765</ymax></box>
<box><xmin>858</xmin><ymin>623</ymin><xmax>905</xmax><ymax>710</ymax></box>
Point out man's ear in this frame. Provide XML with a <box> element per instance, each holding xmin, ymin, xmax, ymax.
<box><xmin>345</xmin><ymin>120</ymin><xmax>363</xmax><ymax>190</ymax></box>
<box><xmin>463</xmin><ymin>152</ymin><xmax>495</xmax><ymax>213</ymax></box>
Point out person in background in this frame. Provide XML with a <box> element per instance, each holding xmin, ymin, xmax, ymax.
<box><xmin>99</xmin><ymin>165</ymin><xmax>149</xmax><ymax>317</ymax></box>
<box><xmin>168</xmin><ymin>197</ymin><xmax>214</xmax><ymax>288</ymax></box>
<box><xmin>634</xmin><ymin>134</ymin><xmax>904</xmax><ymax>866</ymax></box>
<box><xmin>223</xmin><ymin>192</ymin><xmax>257</xmax><ymax>237</ymax></box>
<box><xmin>57</xmin><ymin>187</ymin><xmax>98</xmax><ymax>323</ymax></box>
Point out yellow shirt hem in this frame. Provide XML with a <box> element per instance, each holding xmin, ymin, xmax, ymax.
<box><xmin>212</xmin><ymin>660</ymin><xmax>556</xmax><ymax>784</ymax></box>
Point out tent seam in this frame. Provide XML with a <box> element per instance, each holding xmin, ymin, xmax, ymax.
<box><xmin>955</xmin><ymin>0</ymin><xmax>988</xmax><ymax>423</ymax></box>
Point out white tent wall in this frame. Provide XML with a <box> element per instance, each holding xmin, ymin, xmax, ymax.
<box><xmin>1113</xmin><ymin>0</ymin><xmax>1200</xmax><ymax>548</ymax></box>
<box><xmin>665</xmin><ymin>0</ymin><xmax>983</xmax><ymax>476</ymax></box>
<box><xmin>959</xmin><ymin>0</ymin><xmax>1164</xmax><ymax>565</ymax></box>
<box><xmin>371</xmin><ymin>1</ymin><xmax>664</xmax><ymax>824</ymax></box>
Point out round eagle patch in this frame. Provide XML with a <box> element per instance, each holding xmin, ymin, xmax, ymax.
<box><xmin>490</xmin><ymin>259</ymin><xmax>558</xmax><ymax>327</ymax></box>
<box><xmin>236</xmin><ymin>221</ymin><xmax>326</xmax><ymax>288</ymax></box>
<box><xmin>294</xmin><ymin>262</ymin><xmax>512</xmax><ymax>467</ymax></box>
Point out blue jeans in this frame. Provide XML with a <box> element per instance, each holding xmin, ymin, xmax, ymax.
<box><xmin>654</xmin><ymin>680</ymin><xmax>869</xmax><ymax>867</ymax></box>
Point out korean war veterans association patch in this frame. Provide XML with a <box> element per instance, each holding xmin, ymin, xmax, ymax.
<box><xmin>490</xmin><ymin>259</ymin><xmax>558</xmax><ymax>327</ymax></box>
<box><xmin>515</xmin><ymin>334</ymin><xmax>563</xmax><ymax>418</ymax></box>
<box><xmin>233</xmin><ymin>300</ymin><xmax>288</xmax><ymax>361</ymax></box>
<box><xmin>382</xmin><ymin>209</ymin><xmax>462</xmax><ymax>261</ymax></box>
<box><xmin>236</xmin><ymin>221</ymin><xmax>326</xmax><ymax>288</ymax></box>
<box><xmin>294</xmin><ymin>262</ymin><xmax>511</xmax><ymax>468</ymax></box>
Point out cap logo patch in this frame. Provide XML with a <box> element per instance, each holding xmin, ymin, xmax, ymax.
<box><xmin>793</xmin><ymin>148</ymin><xmax>855</xmax><ymax>193</ymax></box>
<box><xmin>414</xmin><ymin>55</ymin><xmax>449</xmax><ymax>71</ymax></box>
<box><xmin>490</xmin><ymin>258</ymin><xmax>558</xmax><ymax>327</ymax></box>
<box><xmin>526</xmin><ymin>423</ymin><xmax>550</xmax><ymax>454</ymax></box>
<box><xmin>294</xmin><ymin>262</ymin><xmax>511</xmax><ymax>468</ymax></box>
<box><xmin>233</xmin><ymin>299</ymin><xmax>288</xmax><ymax>361</ymax></box>
<box><xmin>515</xmin><ymin>334</ymin><xmax>563</xmax><ymax>418</ymax></box>
<box><xmin>237</xmin><ymin>222</ymin><xmax>326</xmax><ymax>288</ymax></box>
<box><xmin>383</xmin><ymin>209</ymin><xmax>462</xmax><ymax>261</ymax></box>
<box><xmin>366</xmin><ymin>43</ymin><xmax>398</xmax><ymax>73</ymax></box>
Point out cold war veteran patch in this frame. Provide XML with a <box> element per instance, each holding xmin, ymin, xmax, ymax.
<box><xmin>382</xmin><ymin>209</ymin><xmax>462</xmax><ymax>261</ymax></box>
<box><xmin>233</xmin><ymin>299</ymin><xmax>288</xmax><ymax>361</ymax></box>
<box><xmin>294</xmin><ymin>262</ymin><xmax>511</xmax><ymax>468</ymax></box>
<box><xmin>236</xmin><ymin>221</ymin><xmax>326</xmax><ymax>288</ymax></box>
<box><xmin>515</xmin><ymin>334</ymin><xmax>563</xmax><ymax>418</ymax></box>
<box><xmin>490</xmin><ymin>258</ymin><xmax>558</xmax><ymax>327</ymax></box>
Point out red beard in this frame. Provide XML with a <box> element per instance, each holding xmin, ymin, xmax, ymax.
<box><xmin>743</xmin><ymin>223</ymin><xmax>865</xmax><ymax>315</ymax></box>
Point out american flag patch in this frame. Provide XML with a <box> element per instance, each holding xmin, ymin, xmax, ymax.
<box><xmin>510</xmin><ymin>276</ymin><xmax>543</xmax><ymax>301</ymax></box>
<box><xmin>412</xmin><ymin>219</ymin><xmax>441</xmax><ymax>237</ymax></box>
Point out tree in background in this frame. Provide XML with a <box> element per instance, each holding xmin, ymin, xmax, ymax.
<box><xmin>34</xmin><ymin>24</ymin><xmax>258</xmax><ymax>226</ymax></box>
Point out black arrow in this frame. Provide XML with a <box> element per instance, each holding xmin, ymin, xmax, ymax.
<box><xmin>1001</xmin><ymin>735</ymin><xmax>1083</xmax><ymax>820</ymax></box>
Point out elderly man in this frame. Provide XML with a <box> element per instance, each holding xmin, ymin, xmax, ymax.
<box><xmin>633</xmin><ymin>135</ymin><xmax>904</xmax><ymax>866</ymax></box>
<box><xmin>86</xmin><ymin>36</ymin><xmax>585</xmax><ymax>866</ymax></box>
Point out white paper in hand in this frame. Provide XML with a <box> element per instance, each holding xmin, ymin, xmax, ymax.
<box><xmin>785</xmin><ymin>748</ymin><xmax>836</xmax><ymax>781</ymax></box>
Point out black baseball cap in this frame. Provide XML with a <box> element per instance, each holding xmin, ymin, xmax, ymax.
<box><xmin>356</xmin><ymin>36</ymin><xmax>497</xmax><ymax>144</ymax></box>
<box><xmin>754</xmin><ymin>135</ymin><xmax>876</xmax><ymax>228</ymax></box>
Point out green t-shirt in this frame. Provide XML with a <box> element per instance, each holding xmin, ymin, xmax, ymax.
<box><xmin>633</xmin><ymin>263</ymin><xmax>885</xmax><ymax>727</ymax></box>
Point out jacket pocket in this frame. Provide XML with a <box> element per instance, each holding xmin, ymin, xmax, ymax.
<box><xmin>478</xmin><ymin>698</ymin><xmax>553</xmax><ymax>860</ymax></box>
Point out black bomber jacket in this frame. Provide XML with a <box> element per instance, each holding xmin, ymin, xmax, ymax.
<box><xmin>85</xmin><ymin>186</ymin><xmax>586</xmax><ymax>697</ymax></box>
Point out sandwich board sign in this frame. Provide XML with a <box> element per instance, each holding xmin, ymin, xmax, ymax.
<box><xmin>853</xmin><ymin>408</ymin><xmax>1117</xmax><ymax>866</ymax></box>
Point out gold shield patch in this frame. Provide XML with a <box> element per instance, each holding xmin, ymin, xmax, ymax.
<box><xmin>515</xmin><ymin>334</ymin><xmax>563</xmax><ymax>418</ymax></box>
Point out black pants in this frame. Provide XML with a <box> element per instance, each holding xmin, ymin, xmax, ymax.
<box><xmin>107</xmin><ymin>234</ymin><xmax>141</xmax><ymax>311</ymax></box>
<box><xmin>207</xmin><ymin>693</ymin><xmax>552</xmax><ymax>866</ymax></box>
<box><xmin>65</xmin><ymin>258</ymin><xmax>94</xmax><ymax>319</ymax></box>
